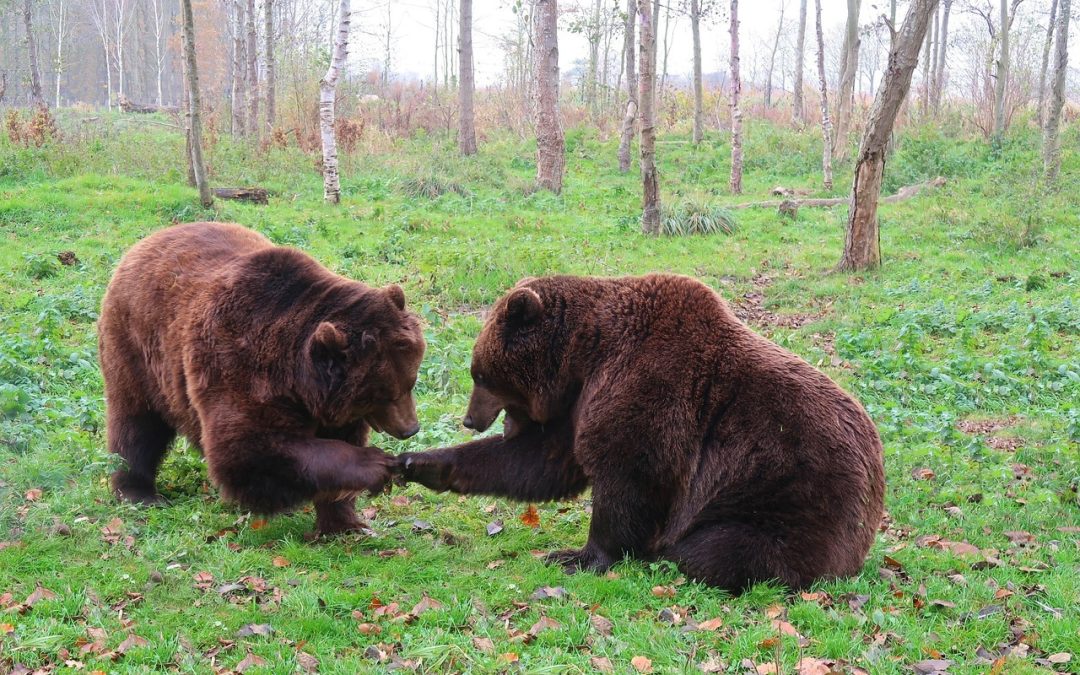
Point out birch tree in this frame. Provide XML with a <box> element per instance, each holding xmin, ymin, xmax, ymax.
<box><xmin>246</xmin><ymin>0</ymin><xmax>259</xmax><ymax>137</ymax></box>
<box><xmin>180</xmin><ymin>0</ymin><xmax>212</xmax><ymax>207</ymax></box>
<box><xmin>23</xmin><ymin>0</ymin><xmax>46</xmax><ymax>107</ymax></box>
<box><xmin>764</xmin><ymin>2</ymin><xmax>787</xmax><ymax>108</ymax></box>
<box><xmin>534</xmin><ymin>0</ymin><xmax>565</xmax><ymax>193</ymax></box>
<box><xmin>729</xmin><ymin>0</ymin><xmax>743</xmax><ymax>194</ymax></box>
<box><xmin>459</xmin><ymin>0</ymin><xmax>477</xmax><ymax>155</ymax></box>
<box><xmin>814</xmin><ymin>0</ymin><xmax>833</xmax><ymax>189</ymax></box>
<box><xmin>1036</xmin><ymin>0</ymin><xmax>1059</xmax><ymax>125</ymax></box>
<box><xmin>993</xmin><ymin>0</ymin><xmax>1009</xmax><ymax>138</ymax></box>
<box><xmin>639</xmin><ymin>0</ymin><xmax>660</xmax><ymax>234</ymax></box>
<box><xmin>150</xmin><ymin>0</ymin><xmax>168</xmax><ymax>107</ymax></box>
<box><xmin>691</xmin><ymin>0</ymin><xmax>704</xmax><ymax>143</ymax></box>
<box><xmin>617</xmin><ymin>0</ymin><xmax>637</xmax><ymax>172</ymax></box>
<box><xmin>1042</xmin><ymin>0</ymin><xmax>1069</xmax><ymax>183</ymax></box>
<box><xmin>834</xmin><ymin>0</ymin><xmax>861</xmax><ymax>160</ymax></box>
<box><xmin>231</xmin><ymin>0</ymin><xmax>247</xmax><ymax>134</ymax></box>
<box><xmin>49</xmin><ymin>0</ymin><xmax>70</xmax><ymax>108</ymax></box>
<box><xmin>839</xmin><ymin>0</ymin><xmax>939</xmax><ymax>271</ymax></box>
<box><xmin>793</xmin><ymin>0</ymin><xmax>807</xmax><ymax>122</ymax></box>
<box><xmin>320</xmin><ymin>0</ymin><xmax>349</xmax><ymax>204</ymax></box>
<box><xmin>265</xmin><ymin>0</ymin><xmax>275</xmax><ymax>130</ymax></box>
<box><xmin>932</xmin><ymin>0</ymin><xmax>952</xmax><ymax>111</ymax></box>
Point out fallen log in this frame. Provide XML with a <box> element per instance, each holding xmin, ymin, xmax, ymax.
<box><xmin>212</xmin><ymin>187</ymin><xmax>269</xmax><ymax>204</ymax></box>
<box><xmin>733</xmin><ymin>176</ymin><xmax>946</xmax><ymax>210</ymax></box>
<box><xmin>118</xmin><ymin>94</ymin><xmax>179</xmax><ymax>115</ymax></box>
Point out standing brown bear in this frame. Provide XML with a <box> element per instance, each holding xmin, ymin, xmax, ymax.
<box><xmin>401</xmin><ymin>274</ymin><xmax>884</xmax><ymax>592</ymax></box>
<box><xmin>99</xmin><ymin>222</ymin><xmax>425</xmax><ymax>535</ymax></box>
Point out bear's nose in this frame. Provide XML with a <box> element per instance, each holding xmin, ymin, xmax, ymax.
<box><xmin>462</xmin><ymin>415</ymin><xmax>475</xmax><ymax>429</ymax></box>
<box><xmin>400</xmin><ymin>422</ymin><xmax>420</xmax><ymax>439</ymax></box>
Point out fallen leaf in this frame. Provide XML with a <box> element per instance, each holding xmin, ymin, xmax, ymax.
<box><xmin>696</xmin><ymin>617</ymin><xmax>724</xmax><ymax>631</ymax></box>
<box><xmin>1004</xmin><ymin>531</ymin><xmax>1035</xmax><ymax>545</ymax></box>
<box><xmin>24</xmin><ymin>489</ymin><xmax>42</xmax><ymax>502</ymax></box>
<box><xmin>911</xmin><ymin>467</ymin><xmax>935</xmax><ymax>480</ymax></box>
<box><xmin>912</xmin><ymin>659</ymin><xmax>951</xmax><ymax>673</ymax></box>
<box><xmin>410</xmin><ymin>594</ymin><xmax>443</xmax><ymax>617</ymax></box>
<box><xmin>771</xmin><ymin>619</ymin><xmax>801</xmax><ymax>637</ymax></box>
<box><xmin>658</xmin><ymin>607</ymin><xmax>683</xmax><ymax>625</ymax></box>
<box><xmin>499</xmin><ymin>653</ymin><xmax>519</xmax><ymax>664</ymax></box>
<box><xmin>942</xmin><ymin>541</ymin><xmax>981</xmax><ymax>557</ymax></box>
<box><xmin>930</xmin><ymin>599</ymin><xmax>956</xmax><ymax>609</ymax></box>
<box><xmin>486</xmin><ymin>520</ymin><xmax>504</xmax><ymax>536</ymax></box>
<box><xmin>590</xmin><ymin>656</ymin><xmax>614</xmax><ymax>672</ymax></box>
<box><xmin>631</xmin><ymin>655</ymin><xmax>653</xmax><ymax>673</ymax></box>
<box><xmin>698</xmin><ymin>652</ymin><xmax>725</xmax><ymax>673</ymax></box>
<box><xmin>391</xmin><ymin>495</ymin><xmax>411</xmax><ymax>507</ymax></box>
<box><xmin>765</xmin><ymin>604</ymin><xmax>784</xmax><ymax>619</ymax></box>
<box><xmin>249</xmin><ymin>518</ymin><xmax>268</xmax><ymax>530</ymax></box>
<box><xmin>519</xmin><ymin>504</ymin><xmax>540</xmax><ymax>528</ymax></box>
<box><xmin>530</xmin><ymin>586</ymin><xmax>568</xmax><ymax>601</ymax></box>
<box><xmin>235</xmin><ymin>623</ymin><xmax>273</xmax><ymax>638</ymax></box>
<box><xmin>115</xmin><ymin>633</ymin><xmax>149</xmax><ymax>655</ymax></box>
<box><xmin>757</xmin><ymin>664</ymin><xmax>779</xmax><ymax>674</ymax></box>
<box><xmin>272</xmin><ymin>556</ymin><xmax>290</xmax><ymax>568</ymax></box>
<box><xmin>357</xmin><ymin>623</ymin><xmax>381</xmax><ymax>635</ymax></box>
<box><xmin>796</xmin><ymin>657</ymin><xmax>833</xmax><ymax>675</ymax></box>
<box><xmin>411</xmin><ymin>519</ymin><xmax>433</xmax><ymax>532</ymax></box>
<box><xmin>1047</xmin><ymin>653</ymin><xmax>1072</xmax><ymax>664</ymax></box>
<box><xmin>236</xmin><ymin>652</ymin><xmax>267</xmax><ymax>672</ymax></box>
<box><xmin>24</xmin><ymin>585</ymin><xmax>58</xmax><ymax>608</ymax></box>
<box><xmin>651</xmin><ymin>585</ymin><xmax>676</xmax><ymax>598</ymax></box>
<box><xmin>296</xmin><ymin>651</ymin><xmax>319</xmax><ymax>673</ymax></box>
<box><xmin>590</xmin><ymin>614</ymin><xmax>613</xmax><ymax>635</ymax></box>
<box><xmin>529</xmin><ymin>616</ymin><xmax>561</xmax><ymax>635</ymax></box>
<box><xmin>472</xmin><ymin>637</ymin><xmax>494</xmax><ymax>653</ymax></box>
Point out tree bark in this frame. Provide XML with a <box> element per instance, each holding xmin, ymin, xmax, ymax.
<box><xmin>691</xmin><ymin>0</ymin><xmax>703</xmax><ymax>143</ymax></box>
<box><xmin>1042</xmin><ymin>0</ymin><xmax>1069</xmax><ymax>183</ymax></box>
<box><xmin>764</xmin><ymin>2</ymin><xmax>786</xmax><ymax>109</ymax></box>
<box><xmin>180</xmin><ymin>0</ymin><xmax>212</xmax><ymax>207</ymax></box>
<box><xmin>920</xmin><ymin>16</ymin><xmax>932</xmax><ymax>114</ymax></box>
<box><xmin>458</xmin><ymin>0</ymin><xmax>477</xmax><ymax>155</ymax></box>
<box><xmin>320</xmin><ymin>0</ymin><xmax>349</xmax><ymax>204</ymax></box>
<box><xmin>932</xmin><ymin>0</ymin><xmax>951</xmax><ymax>112</ymax></box>
<box><xmin>265</xmin><ymin>0</ymin><xmax>275</xmax><ymax>130</ymax></box>
<box><xmin>246</xmin><ymin>0</ymin><xmax>259</xmax><ymax>138</ymax></box>
<box><xmin>793</xmin><ymin>0</ymin><xmax>807</xmax><ymax>123</ymax></box>
<box><xmin>617</xmin><ymin>0</ymin><xmax>637</xmax><ymax>172</ymax></box>
<box><xmin>150</xmin><ymin>0</ymin><xmax>167</xmax><ymax>107</ymax></box>
<box><xmin>23</xmin><ymin>0</ymin><xmax>46</xmax><ymax>108</ymax></box>
<box><xmin>993</xmin><ymin>0</ymin><xmax>1008</xmax><ymax>138</ymax></box>
<box><xmin>729</xmin><ymin>0</ymin><xmax>743</xmax><ymax>194</ymax></box>
<box><xmin>533</xmin><ymin>0</ymin><xmax>565</xmax><ymax>193</ymax></box>
<box><xmin>838</xmin><ymin>0</ymin><xmax>939</xmax><ymax>272</ymax></box>
<box><xmin>639</xmin><ymin>0</ymin><xmax>660</xmax><ymax>234</ymax></box>
<box><xmin>834</xmin><ymin>0</ymin><xmax>860</xmax><ymax>160</ymax></box>
<box><xmin>232</xmin><ymin>0</ymin><xmax>247</xmax><ymax>134</ymax></box>
<box><xmin>814</xmin><ymin>0</ymin><xmax>833</xmax><ymax>190</ymax></box>
<box><xmin>53</xmin><ymin>0</ymin><xmax>66</xmax><ymax>108</ymax></box>
<box><xmin>1036</xmin><ymin>0</ymin><xmax>1059</xmax><ymax>126</ymax></box>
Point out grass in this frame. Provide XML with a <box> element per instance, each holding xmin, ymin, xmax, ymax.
<box><xmin>0</xmin><ymin>112</ymin><xmax>1077</xmax><ymax>674</ymax></box>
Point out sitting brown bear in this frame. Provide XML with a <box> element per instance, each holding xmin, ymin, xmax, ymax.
<box><xmin>401</xmin><ymin>274</ymin><xmax>884</xmax><ymax>592</ymax></box>
<box><xmin>98</xmin><ymin>222</ymin><xmax>425</xmax><ymax>534</ymax></box>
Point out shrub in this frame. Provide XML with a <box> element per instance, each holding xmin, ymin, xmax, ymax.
<box><xmin>660</xmin><ymin>200</ymin><xmax>737</xmax><ymax>236</ymax></box>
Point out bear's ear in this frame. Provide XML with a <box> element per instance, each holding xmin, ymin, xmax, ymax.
<box><xmin>385</xmin><ymin>284</ymin><xmax>406</xmax><ymax>311</ymax></box>
<box><xmin>504</xmin><ymin>287</ymin><xmax>543</xmax><ymax>326</ymax></box>
<box><xmin>311</xmin><ymin>321</ymin><xmax>348</xmax><ymax>359</ymax></box>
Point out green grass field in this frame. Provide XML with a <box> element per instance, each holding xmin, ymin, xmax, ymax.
<box><xmin>1</xmin><ymin>113</ymin><xmax>1078</xmax><ymax>674</ymax></box>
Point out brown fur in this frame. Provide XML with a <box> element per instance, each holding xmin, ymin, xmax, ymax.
<box><xmin>402</xmin><ymin>274</ymin><xmax>884</xmax><ymax>592</ymax></box>
<box><xmin>99</xmin><ymin>222</ymin><xmax>425</xmax><ymax>534</ymax></box>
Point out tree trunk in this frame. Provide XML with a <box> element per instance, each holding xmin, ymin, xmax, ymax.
<box><xmin>764</xmin><ymin>2</ymin><xmax>786</xmax><ymax>109</ymax></box>
<box><xmin>639</xmin><ymin>0</ymin><xmax>660</xmax><ymax>234</ymax></box>
<box><xmin>151</xmin><ymin>0</ymin><xmax>166</xmax><ymax>107</ymax></box>
<box><xmin>793</xmin><ymin>0</ymin><xmax>807</xmax><ymax>122</ymax></box>
<box><xmin>1042</xmin><ymin>0</ymin><xmax>1069</xmax><ymax>183</ymax></box>
<box><xmin>929</xmin><ymin>4</ymin><xmax>939</xmax><ymax>106</ymax></box>
<box><xmin>22</xmin><ymin>0</ymin><xmax>46</xmax><ymax>108</ymax></box>
<box><xmin>180</xmin><ymin>0</ymin><xmax>212</xmax><ymax>207</ymax></box>
<box><xmin>232</xmin><ymin>0</ymin><xmax>246</xmax><ymax>134</ymax></box>
<box><xmin>586</xmin><ymin>0</ymin><xmax>601</xmax><ymax>111</ymax></box>
<box><xmin>834</xmin><ymin>0</ymin><xmax>860</xmax><ymax>160</ymax></box>
<box><xmin>320</xmin><ymin>0</ymin><xmax>349</xmax><ymax>204</ymax></box>
<box><xmin>246</xmin><ymin>0</ymin><xmax>259</xmax><ymax>138</ymax></box>
<box><xmin>838</xmin><ymin>0</ymin><xmax>939</xmax><ymax>272</ymax></box>
<box><xmin>691</xmin><ymin>0</ymin><xmax>703</xmax><ymax>144</ymax></box>
<box><xmin>458</xmin><ymin>0</ymin><xmax>477</xmax><ymax>155</ymax></box>
<box><xmin>729</xmin><ymin>0</ymin><xmax>743</xmax><ymax>194</ymax></box>
<box><xmin>617</xmin><ymin>0</ymin><xmax>637</xmax><ymax>172</ymax></box>
<box><xmin>53</xmin><ymin>0</ymin><xmax>66</xmax><ymax>108</ymax></box>
<box><xmin>659</xmin><ymin>1</ymin><xmax>672</xmax><ymax>91</ymax></box>
<box><xmin>814</xmin><ymin>0</ymin><xmax>833</xmax><ymax>190</ymax></box>
<box><xmin>993</xmin><ymin>0</ymin><xmax>1008</xmax><ymax>138</ymax></box>
<box><xmin>932</xmin><ymin>0</ymin><xmax>951</xmax><ymax>112</ymax></box>
<box><xmin>265</xmin><ymin>0</ymin><xmax>275</xmax><ymax>130</ymax></box>
<box><xmin>533</xmin><ymin>0</ymin><xmax>565</xmax><ymax>193</ymax></box>
<box><xmin>1036</xmin><ymin>0</ymin><xmax>1059</xmax><ymax>126</ymax></box>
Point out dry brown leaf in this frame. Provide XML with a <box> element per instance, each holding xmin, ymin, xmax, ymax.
<box><xmin>236</xmin><ymin>652</ymin><xmax>267</xmax><ymax>672</ymax></box>
<box><xmin>519</xmin><ymin>504</ymin><xmax>540</xmax><ymax>528</ymax></box>
<box><xmin>631</xmin><ymin>655</ymin><xmax>653</xmax><ymax>673</ymax></box>
<box><xmin>590</xmin><ymin>614</ymin><xmax>614</xmax><ymax>636</ymax></box>
<box><xmin>911</xmin><ymin>467</ymin><xmax>935</xmax><ymax>480</ymax></box>
<box><xmin>1047</xmin><ymin>653</ymin><xmax>1072</xmax><ymax>664</ymax></box>
<box><xmin>250</xmin><ymin>518</ymin><xmax>268</xmax><ymax>530</ymax></box>
<box><xmin>410</xmin><ymin>594</ymin><xmax>444</xmax><ymax>617</ymax></box>
<box><xmin>590</xmin><ymin>656</ymin><xmax>614</xmax><ymax>672</ymax></box>
<box><xmin>651</xmin><ymin>585</ymin><xmax>676</xmax><ymax>598</ymax></box>
<box><xmin>696</xmin><ymin>617</ymin><xmax>724</xmax><ymax>631</ymax></box>
<box><xmin>764</xmin><ymin>604</ymin><xmax>784</xmax><ymax>619</ymax></box>
<box><xmin>796</xmin><ymin>657</ymin><xmax>833</xmax><ymax>675</ymax></box>
<box><xmin>24</xmin><ymin>585</ymin><xmax>58</xmax><ymax>608</ymax></box>
<box><xmin>116</xmin><ymin>634</ymin><xmax>148</xmax><ymax>655</ymax></box>
<box><xmin>771</xmin><ymin>620</ymin><xmax>801</xmax><ymax>637</ymax></box>
<box><xmin>272</xmin><ymin>556</ymin><xmax>290</xmax><ymax>568</ymax></box>
<box><xmin>357</xmin><ymin>623</ymin><xmax>381</xmax><ymax>635</ymax></box>
<box><xmin>529</xmin><ymin>616</ymin><xmax>561</xmax><ymax>635</ymax></box>
<box><xmin>756</xmin><ymin>663</ymin><xmax>779</xmax><ymax>674</ymax></box>
<box><xmin>296</xmin><ymin>651</ymin><xmax>319</xmax><ymax>673</ymax></box>
<box><xmin>499</xmin><ymin>653</ymin><xmax>519</xmax><ymax>663</ymax></box>
<box><xmin>472</xmin><ymin>637</ymin><xmax>494</xmax><ymax>653</ymax></box>
<box><xmin>0</xmin><ymin>623</ymin><xmax>14</xmax><ymax>634</ymax></box>
<box><xmin>24</xmin><ymin>489</ymin><xmax>42</xmax><ymax>502</ymax></box>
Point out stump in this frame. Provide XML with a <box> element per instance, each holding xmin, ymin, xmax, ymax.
<box><xmin>212</xmin><ymin>187</ymin><xmax>269</xmax><ymax>205</ymax></box>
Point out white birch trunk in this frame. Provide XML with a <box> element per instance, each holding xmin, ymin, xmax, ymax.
<box><xmin>814</xmin><ymin>0</ymin><xmax>833</xmax><ymax>189</ymax></box>
<box><xmin>1042</xmin><ymin>0</ymin><xmax>1069</xmax><ymax>183</ymax></box>
<box><xmin>320</xmin><ymin>0</ymin><xmax>350</xmax><ymax>204</ymax></box>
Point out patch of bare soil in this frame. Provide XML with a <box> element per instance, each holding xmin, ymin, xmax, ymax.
<box><xmin>956</xmin><ymin>416</ymin><xmax>1025</xmax><ymax>451</ymax></box>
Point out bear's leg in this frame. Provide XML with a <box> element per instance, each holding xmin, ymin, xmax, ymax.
<box><xmin>662</xmin><ymin>522</ymin><xmax>799</xmax><ymax>593</ymax></box>
<box><xmin>400</xmin><ymin>418</ymin><xmax>588</xmax><ymax>502</ymax></box>
<box><xmin>313</xmin><ymin>493</ymin><xmax>366</xmax><ymax>536</ymax></box>
<box><xmin>109</xmin><ymin>408</ymin><xmax>175</xmax><ymax>505</ymax></box>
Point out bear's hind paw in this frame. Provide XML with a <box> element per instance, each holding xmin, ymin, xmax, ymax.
<box><xmin>545</xmin><ymin>547</ymin><xmax>614</xmax><ymax>575</ymax></box>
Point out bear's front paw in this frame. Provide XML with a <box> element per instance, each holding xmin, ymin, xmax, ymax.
<box><xmin>545</xmin><ymin>546</ymin><xmax>615</xmax><ymax>575</ymax></box>
<box><xmin>398</xmin><ymin>452</ymin><xmax>453</xmax><ymax>492</ymax></box>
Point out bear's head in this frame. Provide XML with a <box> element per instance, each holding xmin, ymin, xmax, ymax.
<box><xmin>464</xmin><ymin>280</ymin><xmax>578</xmax><ymax>437</ymax></box>
<box><xmin>303</xmin><ymin>284</ymin><xmax>425</xmax><ymax>439</ymax></box>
